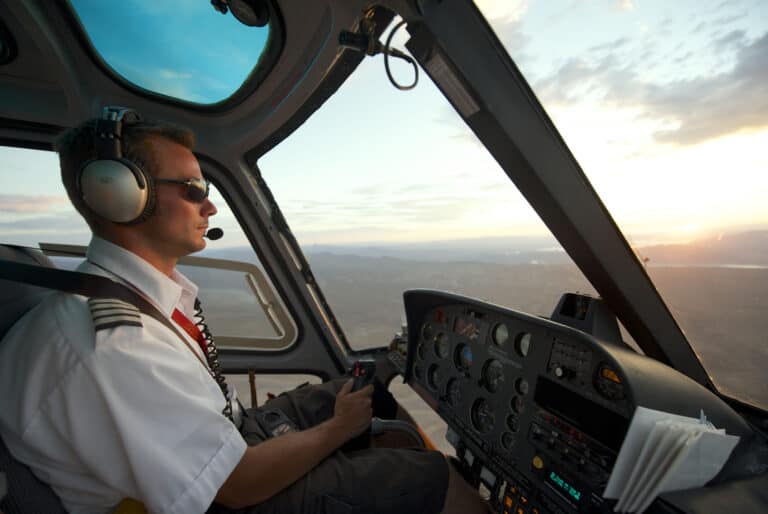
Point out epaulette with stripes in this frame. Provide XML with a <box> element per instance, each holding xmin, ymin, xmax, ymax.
<box><xmin>88</xmin><ymin>298</ymin><xmax>143</xmax><ymax>331</ymax></box>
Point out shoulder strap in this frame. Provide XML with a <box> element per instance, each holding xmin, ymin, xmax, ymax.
<box><xmin>0</xmin><ymin>258</ymin><xmax>190</xmax><ymax>347</ymax></box>
<box><xmin>1</xmin><ymin>258</ymin><xmax>152</xmax><ymax>309</ymax></box>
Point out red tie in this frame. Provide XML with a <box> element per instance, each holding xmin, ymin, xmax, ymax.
<box><xmin>172</xmin><ymin>308</ymin><xmax>209</xmax><ymax>358</ymax></box>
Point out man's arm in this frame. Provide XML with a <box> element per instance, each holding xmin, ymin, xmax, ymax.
<box><xmin>215</xmin><ymin>379</ymin><xmax>373</xmax><ymax>509</ymax></box>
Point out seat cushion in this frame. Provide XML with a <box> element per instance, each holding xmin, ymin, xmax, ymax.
<box><xmin>0</xmin><ymin>437</ymin><xmax>66</xmax><ymax>514</ymax></box>
<box><xmin>0</xmin><ymin>244</ymin><xmax>66</xmax><ymax>513</ymax></box>
<box><xmin>0</xmin><ymin>245</ymin><xmax>55</xmax><ymax>340</ymax></box>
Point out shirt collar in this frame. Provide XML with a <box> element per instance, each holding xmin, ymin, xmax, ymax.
<box><xmin>83</xmin><ymin>236</ymin><xmax>199</xmax><ymax>318</ymax></box>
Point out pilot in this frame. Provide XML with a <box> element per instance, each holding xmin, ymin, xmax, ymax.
<box><xmin>0</xmin><ymin>110</ymin><xmax>487</xmax><ymax>514</ymax></box>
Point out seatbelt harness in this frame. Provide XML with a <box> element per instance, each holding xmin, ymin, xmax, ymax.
<box><xmin>0</xmin><ymin>257</ymin><xmax>221</xmax><ymax>366</ymax></box>
<box><xmin>0</xmin><ymin>258</ymin><xmax>162</xmax><ymax>319</ymax></box>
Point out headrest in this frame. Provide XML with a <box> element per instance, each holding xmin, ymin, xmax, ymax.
<box><xmin>0</xmin><ymin>245</ymin><xmax>56</xmax><ymax>341</ymax></box>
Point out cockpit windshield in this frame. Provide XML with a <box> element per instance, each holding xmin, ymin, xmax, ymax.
<box><xmin>476</xmin><ymin>0</ymin><xmax>768</xmax><ymax>409</ymax></box>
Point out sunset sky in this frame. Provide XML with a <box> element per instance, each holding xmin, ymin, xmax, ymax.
<box><xmin>262</xmin><ymin>0</ymin><xmax>768</xmax><ymax>247</ymax></box>
<box><xmin>0</xmin><ymin>0</ymin><xmax>766</xmax><ymax>249</ymax></box>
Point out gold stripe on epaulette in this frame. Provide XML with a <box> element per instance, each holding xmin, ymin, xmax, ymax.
<box><xmin>88</xmin><ymin>298</ymin><xmax>142</xmax><ymax>331</ymax></box>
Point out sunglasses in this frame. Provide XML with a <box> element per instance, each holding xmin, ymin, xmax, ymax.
<box><xmin>155</xmin><ymin>177</ymin><xmax>210</xmax><ymax>203</ymax></box>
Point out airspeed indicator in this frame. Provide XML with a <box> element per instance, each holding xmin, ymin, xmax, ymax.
<box><xmin>482</xmin><ymin>359</ymin><xmax>505</xmax><ymax>393</ymax></box>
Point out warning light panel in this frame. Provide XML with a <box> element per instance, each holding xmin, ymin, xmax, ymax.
<box><xmin>600</xmin><ymin>366</ymin><xmax>621</xmax><ymax>384</ymax></box>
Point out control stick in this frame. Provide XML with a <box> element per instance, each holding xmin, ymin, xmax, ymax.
<box><xmin>351</xmin><ymin>360</ymin><xmax>376</xmax><ymax>391</ymax></box>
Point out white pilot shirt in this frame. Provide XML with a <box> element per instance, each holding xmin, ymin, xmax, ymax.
<box><xmin>0</xmin><ymin>236</ymin><xmax>247</xmax><ymax>514</ymax></box>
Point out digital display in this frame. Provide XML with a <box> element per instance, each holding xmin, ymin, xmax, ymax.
<box><xmin>535</xmin><ymin>377</ymin><xmax>629</xmax><ymax>451</ymax></box>
<box><xmin>547</xmin><ymin>471</ymin><xmax>582</xmax><ymax>503</ymax></box>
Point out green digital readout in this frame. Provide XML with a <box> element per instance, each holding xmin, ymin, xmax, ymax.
<box><xmin>548</xmin><ymin>471</ymin><xmax>582</xmax><ymax>502</ymax></box>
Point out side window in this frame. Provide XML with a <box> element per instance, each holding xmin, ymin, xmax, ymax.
<box><xmin>0</xmin><ymin>145</ymin><xmax>293</xmax><ymax>350</ymax></box>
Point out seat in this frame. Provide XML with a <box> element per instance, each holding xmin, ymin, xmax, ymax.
<box><xmin>0</xmin><ymin>244</ymin><xmax>67</xmax><ymax>513</ymax></box>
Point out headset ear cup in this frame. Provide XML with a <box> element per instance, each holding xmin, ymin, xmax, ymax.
<box><xmin>128</xmin><ymin>170</ymin><xmax>157</xmax><ymax>224</ymax></box>
<box><xmin>78</xmin><ymin>159</ymin><xmax>151</xmax><ymax>223</ymax></box>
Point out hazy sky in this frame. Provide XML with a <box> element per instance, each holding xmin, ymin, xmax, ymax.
<box><xmin>1</xmin><ymin>0</ymin><xmax>766</xmax><ymax>249</ymax></box>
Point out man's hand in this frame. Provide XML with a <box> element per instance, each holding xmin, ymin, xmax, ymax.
<box><xmin>217</xmin><ymin>380</ymin><xmax>375</xmax><ymax>508</ymax></box>
<box><xmin>332</xmin><ymin>379</ymin><xmax>374</xmax><ymax>440</ymax></box>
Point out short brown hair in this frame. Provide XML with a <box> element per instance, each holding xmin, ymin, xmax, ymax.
<box><xmin>55</xmin><ymin>116</ymin><xmax>195</xmax><ymax>229</ymax></box>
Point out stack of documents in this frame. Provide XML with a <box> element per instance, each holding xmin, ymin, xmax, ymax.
<box><xmin>603</xmin><ymin>407</ymin><xmax>740</xmax><ymax>513</ymax></box>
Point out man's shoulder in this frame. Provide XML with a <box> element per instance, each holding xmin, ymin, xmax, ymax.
<box><xmin>2</xmin><ymin>292</ymin><xmax>92</xmax><ymax>350</ymax></box>
<box><xmin>1</xmin><ymin>292</ymin><xmax>146</xmax><ymax>357</ymax></box>
<box><xmin>39</xmin><ymin>292</ymin><xmax>148</xmax><ymax>334</ymax></box>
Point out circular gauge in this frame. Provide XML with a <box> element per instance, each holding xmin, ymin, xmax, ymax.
<box><xmin>501</xmin><ymin>432</ymin><xmax>515</xmax><ymax>451</ymax></box>
<box><xmin>445</xmin><ymin>377</ymin><xmax>462</xmax><ymax>406</ymax></box>
<box><xmin>471</xmin><ymin>398</ymin><xmax>495</xmax><ymax>433</ymax></box>
<box><xmin>454</xmin><ymin>343</ymin><xmax>473</xmax><ymax>372</ymax></box>
<box><xmin>511</xmin><ymin>395</ymin><xmax>524</xmax><ymax>414</ymax></box>
<box><xmin>482</xmin><ymin>359</ymin><xmax>505</xmax><ymax>393</ymax></box>
<box><xmin>416</xmin><ymin>343</ymin><xmax>426</xmax><ymax>360</ymax></box>
<box><xmin>414</xmin><ymin>365</ymin><xmax>423</xmax><ymax>380</ymax></box>
<box><xmin>422</xmin><ymin>322</ymin><xmax>435</xmax><ymax>342</ymax></box>
<box><xmin>506</xmin><ymin>414</ymin><xmax>519</xmax><ymax>432</ymax></box>
<box><xmin>427</xmin><ymin>364</ymin><xmax>442</xmax><ymax>391</ymax></box>
<box><xmin>435</xmin><ymin>332</ymin><xmax>450</xmax><ymax>359</ymax></box>
<box><xmin>515</xmin><ymin>332</ymin><xmax>532</xmax><ymax>358</ymax></box>
<box><xmin>515</xmin><ymin>377</ymin><xmax>529</xmax><ymax>396</ymax></box>
<box><xmin>492</xmin><ymin>323</ymin><xmax>510</xmax><ymax>347</ymax></box>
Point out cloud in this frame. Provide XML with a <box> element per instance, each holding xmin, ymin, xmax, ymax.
<box><xmin>281</xmin><ymin>189</ymin><xmax>483</xmax><ymax>232</ymax></box>
<box><xmin>475</xmin><ymin>0</ymin><xmax>528</xmax><ymax>23</ymax></box>
<box><xmin>0</xmin><ymin>195</ymin><xmax>68</xmax><ymax>213</ymax></box>
<box><xmin>535</xmin><ymin>31</ymin><xmax>768</xmax><ymax>145</ymax></box>
<box><xmin>616</xmin><ymin>0</ymin><xmax>635</xmax><ymax>11</ymax></box>
<box><xmin>0</xmin><ymin>213</ymin><xmax>85</xmax><ymax>230</ymax></box>
<box><xmin>713</xmin><ymin>29</ymin><xmax>748</xmax><ymax>52</ymax></box>
<box><xmin>589</xmin><ymin>37</ymin><xmax>631</xmax><ymax>54</ymax></box>
<box><xmin>158</xmin><ymin>68</ymin><xmax>194</xmax><ymax>80</ymax></box>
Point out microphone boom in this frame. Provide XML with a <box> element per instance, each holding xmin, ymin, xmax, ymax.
<box><xmin>204</xmin><ymin>228</ymin><xmax>224</xmax><ymax>240</ymax></box>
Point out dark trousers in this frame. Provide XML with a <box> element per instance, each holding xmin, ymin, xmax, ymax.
<box><xmin>207</xmin><ymin>380</ymin><xmax>448</xmax><ymax>514</ymax></box>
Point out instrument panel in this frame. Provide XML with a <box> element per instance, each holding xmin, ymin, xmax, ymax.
<box><xmin>399</xmin><ymin>290</ymin><xmax>753</xmax><ymax>514</ymax></box>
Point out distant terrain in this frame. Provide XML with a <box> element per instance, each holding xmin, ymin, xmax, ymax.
<box><xmin>199</xmin><ymin>230</ymin><xmax>768</xmax><ymax>413</ymax></box>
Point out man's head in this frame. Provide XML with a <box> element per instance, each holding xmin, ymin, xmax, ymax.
<box><xmin>56</xmin><ymin>112</ymin><xmax>217</xmax><ymax>273</ymax></box>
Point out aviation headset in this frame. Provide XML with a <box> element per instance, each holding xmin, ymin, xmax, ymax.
<box><xmin>76</xmin><ymin>106</ymin><xmax>156</xmax><ymax>224</ymax></box>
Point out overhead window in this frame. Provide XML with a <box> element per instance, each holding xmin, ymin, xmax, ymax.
<box><xmin>67</xmin><ymin>0</ymin><xmax>276</xmax><ymax>105</ymax></box>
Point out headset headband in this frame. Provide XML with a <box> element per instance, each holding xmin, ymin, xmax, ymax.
<box><xmin>93</xmin><ymin>106</ymin><xmax>141</xmax><ymax>160</ymax></box>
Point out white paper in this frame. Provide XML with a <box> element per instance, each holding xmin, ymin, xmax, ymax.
<box><xmin>619</xmin><ymin>424</ymin><xmax>688</xmax><ymax>512</ymax></box>
<box><xmin>604</xmin><ymin>407</ymin><xmax>740</xmax><ymax>513</ymax></box>
<box><xmin>626</xmin><ymin>428</ymin><xmax>692</xmax><ymax>512</ymax></box>
<box><xmin>615</xmin><ymin>422</ymin><xmax>671</xmax><ymax>511</ymax></box>
<box><xmin>604</xmin><ymin>407</ymin><xmax>700</xmax><ymax>499</ymax></box>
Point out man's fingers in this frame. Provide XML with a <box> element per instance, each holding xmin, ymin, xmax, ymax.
<box><xmin>338</xmin><ymin>378</ymin><xmax>354</xmax><ymax>396</ymax></box>
<box><xmin>350</xmin><ymin>383</ymin><xmax>374</xmax><ymax>397</ymax></box>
